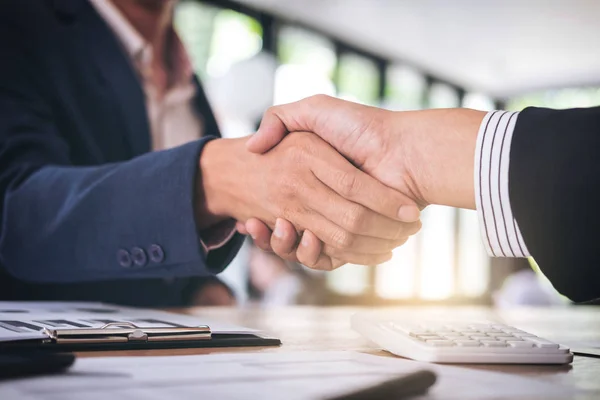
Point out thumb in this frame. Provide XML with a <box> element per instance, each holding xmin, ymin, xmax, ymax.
<box><xmin>246</xmin><ymin>106</ymin><xmax>290</xmax><ymax>153</ymax></box>
<box><xmin>246</xmin><ymin>94</ymin><xmax>329</xmax><ymax>154</ymax></box>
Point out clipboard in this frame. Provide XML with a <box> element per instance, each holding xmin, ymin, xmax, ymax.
<box><xmin>0</xmin><ymin>302</ymin><xmax>281</xmax><ymax>352</ymax></box>
<box><xmin>1</xmin><ymin>321</ymin><xmax>281</xmax><ymax>352</ymax></box>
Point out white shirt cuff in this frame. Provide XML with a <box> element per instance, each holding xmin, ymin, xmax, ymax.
<box><xmin>474</xmin><ymin>110</ymin><xmax>531</xmax><ymax>258</ymax></box>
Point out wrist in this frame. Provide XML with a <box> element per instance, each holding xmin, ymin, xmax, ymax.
<box><xmin>395</xmin><ymin>108</ymin><xmax>485</xmax><ymax>209</ymax></box>
<box><xmin>195</xmin><ymin>138</ymin><xmax>244</xmax><ymax>230</ymax></box>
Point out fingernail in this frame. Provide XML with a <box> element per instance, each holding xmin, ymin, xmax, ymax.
<box><xmin>301</xmin><ymin>232</ymin><xmax>310</xmax><ymax>247</ymax></box>
<box><xmin>398</xmin><ymin>205</ymin><xmax>420</xmax><ymax>222</ymax></box>
<box><xmin>274</xmin><ymin>219</ymin><xmax>284</xmax><ymax>238</ymax></box>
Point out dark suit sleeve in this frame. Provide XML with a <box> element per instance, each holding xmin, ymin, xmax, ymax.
<box><xmin>0</xmin><ymin>22</ymin><xmax>243</xmax><ymax>284</ymax></box>
<box><xmin>509</xmin><ymin>106</ymin><xmax>600</xmax><ymax>302</ymax></box>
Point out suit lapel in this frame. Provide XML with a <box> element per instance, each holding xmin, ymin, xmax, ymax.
<box><xmin>192</xmin><ymin>76</ymin><xmax>222</xmax><ymax>138</ymax></box>
<box><xmin>56</xmin><ymin>0</ymin><xmax>151</xmax><ymax>156</ymax></box>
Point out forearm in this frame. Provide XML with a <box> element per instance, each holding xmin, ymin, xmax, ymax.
<box><xmin>391</xmin><ymin>108</ymin><xmax>532</xmax><ymax>257</ymax></box>
<box><xmin>0</xmin><ymin>139</ymin><xmax>237</xmax><ymax>282</ymax></box>
<box><xmin>392</xmin><ymin>108</ymin><xmax>485</xmax><ymax>209</ymax></box>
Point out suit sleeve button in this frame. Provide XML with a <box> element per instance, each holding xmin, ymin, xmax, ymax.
<box><xmin>148</xmin><ymin>244</ymin><xmax>165</xmax><ymax>263</ymax></box>
<box><xmin>117</xmin><ymin>249</ymin><xmax>132</xmax><ymax>268</ymax></box>
<box><xmin>131</xmin><ymin>247</ymin><xmax>147</xmax><ymax>267</ymax></box>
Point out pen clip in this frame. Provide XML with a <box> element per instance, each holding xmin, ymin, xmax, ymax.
<box><xmin>43</xmin><ymin>322</ymin><xmax>212</xmax><ymax>344</ymax></box>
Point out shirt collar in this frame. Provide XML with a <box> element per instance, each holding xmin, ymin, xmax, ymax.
<box><xmin>89</xmin><ymin>0</ymin><xmax>193</xmax><ymax>88</ymax></box>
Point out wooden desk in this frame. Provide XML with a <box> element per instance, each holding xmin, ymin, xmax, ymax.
<box><xmin>80</xmin><ymin>306</ymin><xmax>600</xmax><ymax>398</ymax></box>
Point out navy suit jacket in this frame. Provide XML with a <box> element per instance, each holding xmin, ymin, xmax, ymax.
<box><xmin>0</xmin><ymin>0</ymin><xmax>244</xmax><ymax>306</ymax></box>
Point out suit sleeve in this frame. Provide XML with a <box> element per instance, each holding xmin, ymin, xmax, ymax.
<box><xmin>508</xmin><ymin>106</ymin><xmax>600</xmax><ymax>302</ymax></box>
<box><xmin>0</xmin><ymin>22</ymin><xmax>243</xmax><ymax>284</ymax></box>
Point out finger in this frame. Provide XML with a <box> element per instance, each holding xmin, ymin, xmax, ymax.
<box><xmin>285</xmin><ymin>203</ymin><xmax>385</xmax><ymax>256</ymax></box>
<box><xmin>245</xmin><ymin>218</ymin><xmax>273</xmax><ymax>252</ymax></box>
<box><xmin>324</xmin><ymin>227</ymin><xmax>417</xmax><ymax>254</ymax></box>
<box><xmin>271</xmin><ymin>218</ymin><xmax>301</xmax><ymax>262</ymax></box>
<box><xmin>295</xmin><ymin>230</ymin><xmax>323</xmax><ymax>267</ymax></box>
<box><xmin>307</xmin><ymin>211</ymin><xmax>417</xmax><ymax>254</ymax></box>
<box><xmin>323</xmin><ymin>237</ymin><xmax>409</xmax><ymax>261</ymax></box>
<box><xmin>311</xmin><ymin>151</ymin><xmax>421</xmax><ymax>223</ymax></box>
<box><xmin>298</xmin><ymin>173</ymin><xmax>422</xmax><ymax>240</ymax></box>
<box><xmin>236</xmin><ymin>221</ymin><xmax>248</xmax><ymax>235</ymax></box>
<box><xmin>328</xmin><ymin>251</ymin><xmax>394</xmax><ymax>267</ymax></box>
<box><xmin>297</xmin><ymin>230</ymin><xmax>395</xmax><ymax>269</ymax></box>
<box><xmin>301</xmin><ymin>251</ymin><xmax>346</xmax><ymax>271</ymax></box>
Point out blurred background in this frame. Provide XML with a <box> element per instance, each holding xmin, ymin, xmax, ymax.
<box><xmin>173</xmin><ymin>0</ymin><xmax>600</xmax><ymax>308</ymax></box>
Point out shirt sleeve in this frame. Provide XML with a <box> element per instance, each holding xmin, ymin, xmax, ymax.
<box><xmin>199</xmin><ymin>219</ymin><xmax>238</xmax><ymax>253</ymax></box>
<box><xmin>474</xmin><ymin>110</ymin><xmax>531</xmax><ymax>258</ymax></box>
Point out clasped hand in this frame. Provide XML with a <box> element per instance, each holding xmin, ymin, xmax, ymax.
<box><xmin>226</xmin><ymin>95</ymin><xmax>424</xmax><ymax>270</ymax></box>
<box><xmin>201</xmin><ymin>126</ymin><xmax>420</xmax><ymax>270</ymax></box>
<box><xmin>232</xmin><ymin>95</ymin><xmax>484</xmax><ymax>269</ymax></box>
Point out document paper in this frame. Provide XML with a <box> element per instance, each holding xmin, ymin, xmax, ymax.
<box><xmin>0</xmin><ymin>351</ymin><xmax>576</xmax><ymax>400</ymax></box>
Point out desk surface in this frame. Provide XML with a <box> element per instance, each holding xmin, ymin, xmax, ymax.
<box><xmin>80</xmin><ymin>305</ymin><xmax>600</xmax><ymax>398</ymax></box>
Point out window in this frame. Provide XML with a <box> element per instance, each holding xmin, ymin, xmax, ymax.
<box><xmin>174</xmin><ymin>1</ymin><xmax>218</xmax><ymax>80</ymax></box>
<box><xmin>384</xmin><ymin>65</ymin><xmax>427</xmax><ymax>110</ymax></box>
<box><xmin>275</xmin><ymin>26</ymin><xmax>336</xmax><ymax>105</ymax></box>
<box><xmin>175</xmin><ymin>3</ymin><xmax>263</xmax><ymax>80</ymax></box>
<box><xmin>337</xmin><ymin>53</ymin><xmax>380</xmax><ymax>105</ymax></box>
<box><xmin>508</xmin><ymin>88</ymin><xmax>600</xmax><ymax>110</ymax></box>
<box><xmin>463</xmin><ymin>93</ymin><xmax>495</xmax><ymax>111</ymax></box>
<box><xmin>428</xmin><ymin>83</ymin><xmax>460</xmax><ymax>109</ymax></box>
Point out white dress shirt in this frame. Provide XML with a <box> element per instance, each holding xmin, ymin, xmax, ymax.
<box><xmin>475</xmin><ymin>111</ymin><xmax>531</xmax><ymax>258</ymax></box>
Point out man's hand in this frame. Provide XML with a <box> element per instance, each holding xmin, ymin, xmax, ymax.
<box><xmin>242</xmin><ymin>95</ymin><xmax>486</xmax><ymax>261</ymax></box>
<box><xmin>197</xmin><ymin>132</ymin><xmax>421</xmax><ymax>270</ymax></box>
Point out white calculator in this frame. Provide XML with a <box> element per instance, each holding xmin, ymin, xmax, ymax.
<box><xmin>351</xmin><ymin>313</ymin><xmax>573</xmax><ymax>364</ymax></box>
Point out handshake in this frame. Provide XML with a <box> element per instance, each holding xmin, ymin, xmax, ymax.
<box><xmin>198</xmin><ymin>95</ymin><xmax>486</xmax><ymax>270</ymax></box>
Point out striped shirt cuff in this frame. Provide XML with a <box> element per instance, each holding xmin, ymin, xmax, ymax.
<box><xmin>475</xmin><ymin>111</ymin><xmax>531</xmax><ymax>258</ymax></box>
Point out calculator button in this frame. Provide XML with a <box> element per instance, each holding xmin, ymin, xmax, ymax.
<box><xmin>408</xmin><ymin>330</ymin><xmax>431</xmax><ymax>337</ymax></box>
<box><xmin>523</xmin><ymin>337</ymin><xmax>560</xmax><ymax>349</ymax></box>
<box><xmin>482</xmin><ymin>341</ymin><xmax>507</xmax><ymax>347</ymax></box>
<box><xmin>513</xmin><ymin>332</ymin><xmax>538</xmax><ymax>338</ymax></box>
<box><xmin>483</xmin><ymin>329</ymin><xmax>503</xmax><ymax>334</ymax></box>
<box><xmin>496</xmin><ymin>336</ymin><xmax>520</xmax><ymax>342</ymax></box>
<box><xmin>426</xmin><ymin>340</ymin><xmax>454</xmax><ymax>347</ymax></box>
<box><xmin>417</xmin><ymin>335</ymin><xmax>443</xmax><ymax>340</ymax></box>
<box><xmin>454</xmin><ymin>340</ymin><xmax>481</xmax><ymax>347</ymax></box>
<box><xmin>443</xmin><ymin>335</ymin><xmax>465</xmax><ymax>340</ymax></box>
<box><xmin>507</xmin><ymin>341</ymin><xmax>534</xmax><ymax>348</ymax></box>
<box><xmin>503</xmin><ymin>328</ymin><xmax>527</xmax><ymax>333</ymax></box>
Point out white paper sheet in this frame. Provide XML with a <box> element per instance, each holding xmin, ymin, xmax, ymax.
<box><xmin>0</xmin><ymin>301</ymin><xmax>256</xmax><ymax>343</ymax></box>
<box><xmin>0</xmin><ymin>351</ymin><xmax>577</xmax><ymax>400</ymax></box>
